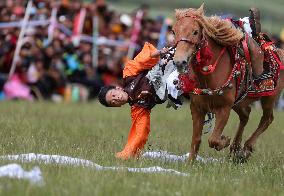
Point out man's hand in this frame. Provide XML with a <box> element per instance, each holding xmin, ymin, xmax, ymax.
<box><xmin>159</xmin><ymin>47</ymin><xmax>170</xmax><ymax>56</ymax></box>
<box><xmin>150</xmin><ymin>47</ymin><xmax>170</xmax><ymax>58</ymax></box>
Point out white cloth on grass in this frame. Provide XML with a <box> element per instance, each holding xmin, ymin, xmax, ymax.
<box><xmin>0</xmin><ymin>153</ymin><xmax>188</xmax><ymax>176</ymax></box>
<box><xmin>0</xmin><ymin>163</ymin><xmax>43</xmax><ymax>185</ymax></box>
<box><xmin>142</xmin><ymin>151</ymin><xmax>220</xmax><ymax>163</ymax></box>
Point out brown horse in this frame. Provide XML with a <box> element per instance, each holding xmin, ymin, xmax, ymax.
<box><xmin>172</xmin><ymin>4</ymin><xmax>284</xmax><ymax>162</ymax></box>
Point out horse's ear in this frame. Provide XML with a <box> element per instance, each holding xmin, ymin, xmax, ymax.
<box><xmin>197</xmin><ymin>3</ymin><xmax>205</xmax><ymax>15</ymax></box>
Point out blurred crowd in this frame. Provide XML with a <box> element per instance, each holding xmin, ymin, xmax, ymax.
<box><xmin>0</xmin><ymin>0</ymin><xmax>168</xmax><ymax>101</ymax></box>
<box><xmin>0</xmin><ymin>0</ymin><xmax>283</xmax><ymax>102</ymax></box>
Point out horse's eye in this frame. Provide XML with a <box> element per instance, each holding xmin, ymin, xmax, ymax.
<box><xmin>193</xmin><ymin>30</ymin><xmax>199</xmax><ymax>36</ymax></box>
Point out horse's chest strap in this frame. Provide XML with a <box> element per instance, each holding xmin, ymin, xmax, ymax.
<box><xmin>200</xmin><ymin>47</ymin><xmax>227</xmax><ymax>75</ymax></box>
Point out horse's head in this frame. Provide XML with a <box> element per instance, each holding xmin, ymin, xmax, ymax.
<box><xmin>173</xmin><ymin>4</ymin><xmax>205</xmax><ymax>73</ymax></box>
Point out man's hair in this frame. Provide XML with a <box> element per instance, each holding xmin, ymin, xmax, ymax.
<box><xmin>98</xmin><ymin>85</ymin><xmax>116</xmax><ymax>107</ymax></box>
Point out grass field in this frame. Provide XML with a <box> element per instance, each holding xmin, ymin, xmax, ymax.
<box><xmin>0</xmin><ymin>101</ymin><xmax>283</xmax><ymax>195</ymax></box>
<box><xmin>107</xmin><ymin>0</ymin><xmax>284</xmax><ymax>35</ymax></box>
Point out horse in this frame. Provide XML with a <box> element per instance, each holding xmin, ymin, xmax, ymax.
<box><xmin>172</xmin><ymin>3</ymin><xmax>284</xmax><ymax>162</ymax></box>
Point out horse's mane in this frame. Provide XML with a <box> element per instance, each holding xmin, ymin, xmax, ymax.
<box><xmin>175</xmin><ymin>8</ymin><xmax>244</xmax><ymax>46</ymax></box>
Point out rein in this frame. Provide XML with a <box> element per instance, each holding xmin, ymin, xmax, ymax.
<box><xmin>174</xmin><ymin>37</ymin><xmax>204</xmax><ymax>57</ymax></box>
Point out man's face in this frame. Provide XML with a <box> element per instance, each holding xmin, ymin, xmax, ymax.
<box><xmin>105</xmin><ymin>87</ymin><xmax>129</xmax><ymax>107</ymax></box>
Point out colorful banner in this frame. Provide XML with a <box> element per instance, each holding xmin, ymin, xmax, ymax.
<box><xmin>80</xmin><ymin>35</ymin><xmax>128</xmax><ymax>46</ymax></box>
<box><xmin>127</xmin><ymin>10</ymin><xmax>143</xmax><ymax>59</ymax></box>
<box><xmin>92</xmin><ymin>16</ymin><xmax>99</xmax><ymax>68</ymax></box>
<box><xmin>0</xmin><ymin>20</ymin><xmax>49</xmax><ymax>29</ymax></box>
<box><xmin>9</xmin><ymin>0</ymin><xmax>33</xmax><ymax>79</ymax></box>
<box><xmin>72</xmin><ymin>8</ymin><xmax>86</xmax><ymax>46</ymax></box>
<box><xmin>47</xmin><ymin>7</ymin><xmax>58</xmax><ymax>43</ymax></box>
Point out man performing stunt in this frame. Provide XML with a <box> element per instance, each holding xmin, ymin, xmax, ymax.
<box><xmin>98</xmin><ymin>42</ymin><xmax>178</xmax><ymax>160</ymax></box>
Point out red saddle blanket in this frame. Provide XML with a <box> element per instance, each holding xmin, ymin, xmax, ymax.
<box><xmin>247</xmin><ymin>33</ymin><xmax>284</xmax><ymax>97</ymax></box>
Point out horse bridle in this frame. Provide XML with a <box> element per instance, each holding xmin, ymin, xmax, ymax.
<box><xmin>174</xmin><ymin>38</ymin><xmax>196</xmax><ymax>47</ymax></box>
<box><xmin>173</xmin><ymin>13</ymin><xmax>210</xmax><ymax>59</ymax></box>
<box><xmin>173</xmin><ymin>32</ymin><xmax>207</xmax><ymax>61</ymax></box>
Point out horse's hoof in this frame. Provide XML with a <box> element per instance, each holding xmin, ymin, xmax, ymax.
<box><xmin>187</xmin><ymin>154</ymin><xmax>197</xmax><ymax>164</ymax></box>
<box><xmin>232</xmin><ymin>152</ymin><xmax>246</xmax><ymax>164</ymax></box>
<box><xmin>211</xmin><ymin>136</ymin><xmax>231</xmax><ymax>151</ymax></box>
<box><xmin>208</xmin><ymin>138</ymin><xmax>223</xmax><ymax>151</ymax></box>
<box><xmin>242</xmin><ymin>146</ymin><xmax>253</xmax><ymax>159</ymax></box>
<box><xmin>232</xmin><ymin>147</ymin><xmax>252</xmax><ymax>164</ymax></box>
<box><xmin>208</xmin><ymin>137</ymin><xmax>219</xmax><ymax>149</ymax></box>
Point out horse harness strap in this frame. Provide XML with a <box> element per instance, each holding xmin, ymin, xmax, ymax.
<box><xmin>175</xmin><ymin>29</ymin><xmax>207</xmax><ymax>51</ymax></box>
<box><xmin>174</xmin><ymin>37</ymin><xmax>205</xmax><ymax>53</ymax></box>
<box><xmin>201</xmin><ymin>47</ymin><xmax>226</xmax><ymax>75</ymax></box>
<box><xmin>175</xmin><ymin>38</ymin><xmax>195</xmax><ymax>46</ymax></box>
<box><xmin>241</xmin><ymin>33</ymin><xmax>251</xmax><ymax>65</ymax></box>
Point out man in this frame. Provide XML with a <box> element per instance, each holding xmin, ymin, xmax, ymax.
<box><xmin>98</xmin><ymin>42</ymin><xmax>175</xmax><ymax>160</ymax></box>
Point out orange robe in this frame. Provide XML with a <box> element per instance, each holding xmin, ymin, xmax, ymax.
<box><xmin>116</xmin><ymin>42</ymin><xmax>159</xmax><ymax>160</ymax></box>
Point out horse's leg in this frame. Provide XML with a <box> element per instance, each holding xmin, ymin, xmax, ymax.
<box><xmin>189</xmin><ymin>102</ymin><xmax>205</xmax><ymax>161</ymax></box>
<box><xmin>240</xmin><ymin>69</ymin><xmax>284</xmax><ymax>161</ymax></box>
<box><xmin>241</xmin><ymin>95</ymin><xmax>276</xmax><ymax>161</ymax></box>
<box><xmin>208</xmin><ymin>107</ymin><xmax>231</xmax><ymax>151</ymax></box>
<box><xmin>230</xmin><ymin>106</ymin><xmax>251</xmax><ymax>154</ymax></box>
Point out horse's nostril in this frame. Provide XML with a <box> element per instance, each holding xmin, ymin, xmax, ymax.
<box><xmin>182</xmin><ymin>60</ymin><xmax>187</xmax><ymax>65</ymax></box>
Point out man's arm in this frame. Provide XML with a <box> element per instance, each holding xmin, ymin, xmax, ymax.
<box><xmin>123</xmin><ymin>42</ymin><xmax>169</xmax><ymax>78</ymax></box>
<box><xmin>150</xmin><ymin>47</ymin><xmax>170</xmax><ymax>58</ymax></box>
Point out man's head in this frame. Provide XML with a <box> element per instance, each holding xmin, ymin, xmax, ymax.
<box><xmin>98</xmin><ymin>86</ymin><xmax>129</xmax><ymax>107</ymax></box>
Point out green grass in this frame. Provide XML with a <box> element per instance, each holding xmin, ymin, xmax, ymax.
<box><xmin>0</xmin><ymin>101</ymin><xmax>283</xmax><ymax>195</ymax></box>
<box><xmin>107</xmin><ymin>0</ymin><xmax>284</xmax><ymax>35</ymax></box>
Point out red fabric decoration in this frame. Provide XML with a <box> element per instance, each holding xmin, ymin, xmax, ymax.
<box><xmin>178</xmin><ymin>45</ymin><xmax>213</xmax><ymax>93</ymax></box>
<box><xmin>194</xmin><ymin>45</ymin><xmax>214</xmax><ymax>68</ymax></box>
<box><xmin>179</xmin><ymin>74</ymin><xmax>197</xmax><ymax>93</ymax></box>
